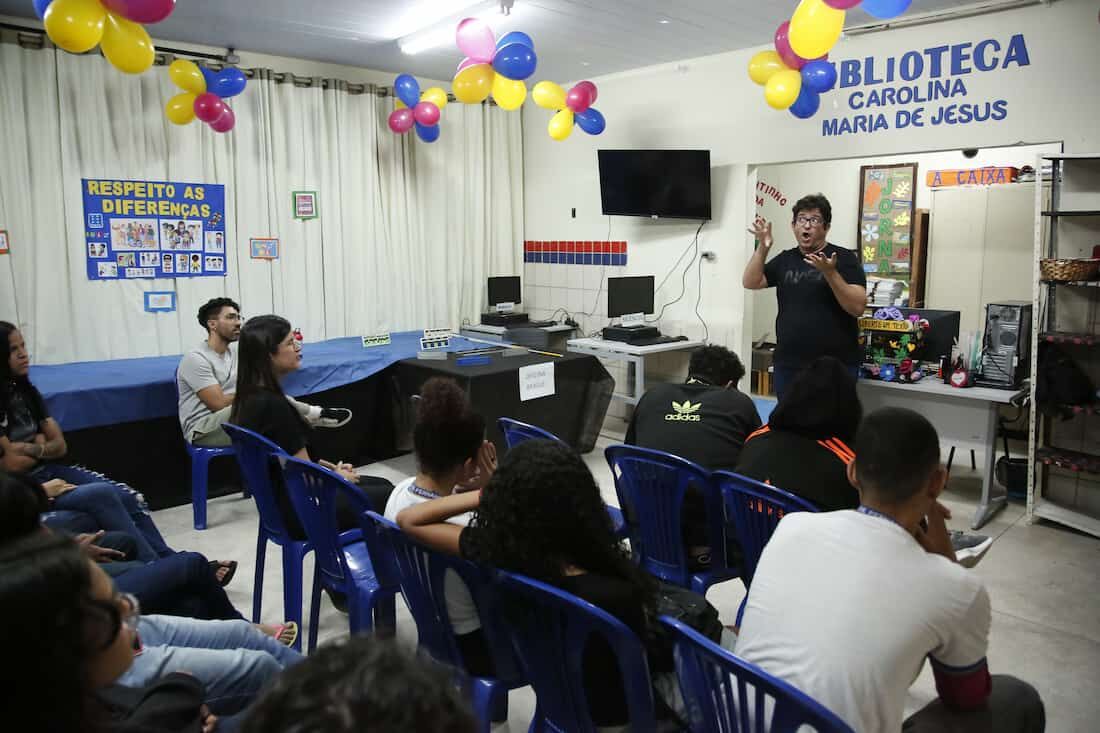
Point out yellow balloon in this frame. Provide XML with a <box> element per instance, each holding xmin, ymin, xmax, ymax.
<box><xmin>101</xmin><ymin>13</ymin><xmax>155</xmax><ymax>74</ymax></box>
<box><xmin>169</xmin><ymin>59</ymin><xmax>206</xmax><ymax>94</ymax></box>
<box><xmin>748</xmin><ymin>50</ymin><xmax>788</xmax><ymax>86</ymax></box>
<box><xmin>452</xmin><ymin>64</ymin><xmax>493</xmax><ymax>104</ymax></box>
<box><xmin>788</xmin><ymin>0</ymin><xmax>845</xmax><ymax>60</ymax></box>
<box><xmin>532</xmin><ymin>80</ymin><xmax>566</xmax><ymax>110</ymax></box>
<box><xmin>421</xmin><ymin>86</ymin><xmax>448</xmax><ymax>111</ymax></box>
<box><xmin>395</xmin><ymin>99</ymin><xmax>406</xmax><ymax>110</ymax></box>
<box><xmin>548</xmin><ymin>108</ymin><xmax>574</xmax><ymax>141</ymax></box>
<box><xmin>165</xmin><ymin>92</ymin><xmax>197</xmax><ymax>125</ymax></box>
<box><xmin>764</xmin><ymin>69</ymin><xmax>802</xmax><ymax>110</ymax></box>
<box><xmin>43</xmin><ymin>0</ymin><xmax>106</xmax><ymax>54</ymax></box>
<box><xmin>491</xmin><ymin>75</ymin><xmax>526</xmax><ymax>111</ymax></box>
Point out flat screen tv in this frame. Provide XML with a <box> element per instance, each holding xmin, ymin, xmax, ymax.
<box><xmin>598</xmin><ymin>149</ymin><xmax>711</xmax><ymax>220</ymax></box>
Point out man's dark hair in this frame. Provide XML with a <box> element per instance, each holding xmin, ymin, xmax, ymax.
<box><xmin>241</xmin><ymin>635</ymin><xmax>476</xmax><ymax>733</ymax></box>
<box><xmin>853</xmin><ymin>407</ymin><xmax>941</xmax><ymax>504</ymax></box>
<box><xmin>688</xmin><ymin>345</ymin><xmax>746</xmax><ymax>387</ymax></box>
<box><xmin>770</xmin><ymin>357</ymin><xmax>862</xmax><ymax>443</ymax></box>
<box><xmin>792</xmin><ymin>193</ymin><xmax>832</xmax><ymax>227</ymax></box>
<box><xmin>197</xmin><ymin>297</ymin><xmax>240</xmax><ymax>333</ymax></box>
<box><xmin>0</xmin><ymin>471</ymin><xmax>48</xmax><ymax>544</ymax></box>
<box><xmin>414</xmin><ymin>377</ymin><xmax>486</xmax><ymax>478</ymax></box>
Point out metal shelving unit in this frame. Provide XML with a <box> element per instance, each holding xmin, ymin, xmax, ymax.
<box><xmin>1027</xmin><ymin>154</ymin><xmax>1100</xmax><ymax>537</ymax></box>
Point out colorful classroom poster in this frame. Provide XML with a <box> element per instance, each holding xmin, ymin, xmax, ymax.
<box><xmin>856</xmin><ymin>163</ymin><xmax>917</xmax><ymax>280</ymax></box>
<box><xmin>82</xmin><ymin>179</ymin><xmax>227</xmax><ymax>280</ymax></box>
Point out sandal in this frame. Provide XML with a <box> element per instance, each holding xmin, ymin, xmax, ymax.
<box><xmin>271</xmin><ymin>621</ymin><xmax>298</xmax><ymax>648</ymax></box>
<box><xmin>209</xmin><ymin>560</ymin><xmax>238</xmax><ymax>587</ymax></box>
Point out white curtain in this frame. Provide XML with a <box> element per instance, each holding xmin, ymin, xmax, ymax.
<box><xmin>0</xmin><ymin>40</ymin><xmax>523</xmax><ymax>363</ymax></box>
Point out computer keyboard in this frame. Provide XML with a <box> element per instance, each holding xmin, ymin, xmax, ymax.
<box><xmin>630</xmin><ymin>335</ymin><xmax>690</xmax><ymax>346</ymax></box>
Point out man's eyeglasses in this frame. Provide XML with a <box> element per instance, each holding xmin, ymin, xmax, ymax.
<box><xmin>795</xmin><ymin>216</ymin><xmax>824</xmax><ymax>226</ymax></box>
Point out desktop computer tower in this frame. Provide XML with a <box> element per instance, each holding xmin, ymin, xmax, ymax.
<box><xmin>975</xmin><ymin>301</ymin><xmax>1032</xmax><ymax>389</ymax></box>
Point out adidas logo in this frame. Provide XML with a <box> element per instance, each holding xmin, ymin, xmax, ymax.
<box><xmin>665</xmin><ymin>400</ymin><xmax>702</xmax><ymax>422</ymax></box>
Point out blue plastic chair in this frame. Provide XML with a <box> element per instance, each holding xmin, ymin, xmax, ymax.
<box><xmin>495</xmin><ymin>570</ymin><xmax>659</xmax><ymax>733</ymax></box>
<box><xmin>605</xmin><ymin>444</ymin><xmax>738</xmax><ymax>594</ymax></box>
<box><xmin>660</xmin><ymin>616</ymin><xmax>854</xmax><ymax>733</ymax></box>
<box><xmin>497</xmin><ymin>417</ymin><xmax>564</xmax><ymax>449</ymax></box>
<box><xmin>174</xmin><ymin>368</ymin><xmax>239</xmax><ymax>530</ymax></box>
<box><xmin>222</xmin><ymin>422</ymin><xmax>309</xmax><ymax>651</ymax></box>
<box><xmin>712</xmin><ymin>471</ymin><xmax>819</xmax><ymax>625</ymax></box>
<box><xmin>279</xmin><ymin>458</ymin><xmax>399</xmax><ymax>652</ymax></box>
<box><xmin>363</xmin><ymin>512</ymin><xmax>523</xmax><ymax>732</ymax></box>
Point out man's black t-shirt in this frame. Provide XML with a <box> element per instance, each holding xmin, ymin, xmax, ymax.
<box><xmin>625</xmin><ymin>382</ymin><xmax>761</xmax><ymax>471</ymax></box>
<box><xmin>734</xmin><ymin>427</ymin><xmax>859</xmax><ymax>511</ymax></box>
<box><xmin>763</xmin><ymin>243</ymin><xmax>866</xmax><ymax>368</ymax></box>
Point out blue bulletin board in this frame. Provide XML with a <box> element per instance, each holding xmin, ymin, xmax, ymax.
<box><xmin>83</xmin><ymin>179</ymin><xmax>227</xmax><ymax>281</ymax></box>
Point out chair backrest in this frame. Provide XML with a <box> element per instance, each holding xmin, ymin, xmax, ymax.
<box><xmin>362</xmin><ymin>512</ymin><xmax>518</xmax><ymax>682</ymax></box>
<box><xmin>222</xmin><ymin>423</ymin><xmax>293</xmax><ymax>540</ymax></box>
<box><xmin>279</xmin><ymin>456</ymin><xmax>375</xmax><ymax>594</ymax></box>
<box><xmin>660</xmin><ymin>616</ymin><xmax>854</xmax><ymax>733</ymax></box>
<box><xmin>497</xmin><ymin>417</ymin><xmax>564</xmax><ymax>450</ymax></box>
<box><xmin>711</xmin><ymin>471</ymin><xmax>818</xmax><ymax>586</ymax></box>
<box><xmin>496</xmin><ymin>570</ymin><xmax>657</xmax><ymax>733</ymax></box>
<box><xmin>604</xmin><ymin>444</ymin><xmax>726</xmax><ymax>588</ymax></box>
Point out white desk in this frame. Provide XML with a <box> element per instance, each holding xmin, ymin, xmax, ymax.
<box><xmin>857</xmin><ymin>378</ymin><xmax>1025</xmax><ymax>530</ymax></box>
<box><xmin>566</xmin><ymin>337</ymin><xmax>704</xmax><ymax>405</ymax></box>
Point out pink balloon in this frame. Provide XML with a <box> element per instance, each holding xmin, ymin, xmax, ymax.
<box><xmin>388</xmin><ymin>108</ymin><xmax>414</xmax><ymax>134</ymax></box>
<box><xmin>456</xmin><ymin>57</ymin><xmax>479</xmax><ymax>75</ymax></box>
<box><xmin>209</xmin><ymin>106</ymin><xmax>235</xmax><ymax>133</ymax></box>
<box><xmin>565</xmin><ymin>87</ymin><xmax>591</xmax><ymax>113</ymax></box>
<box><xmin>824</xmin><ymin>0</ymin><xmax>862</xmax><ymax>7</ymax></box>
<box><xmin>101</xmin><ymin>0</ymin><xmax>176</xmax><ymax>24</ymax></box>
<box><xmin>193</xmin><ymin>93</ymin><xmax>226</xmax><ymax>123</ymax></box>
<box><xmin>455</xmin><ymin>17</ymin><xmax>495</xmax><ymax>63</ymax></box>
<box><xmin>573</xmin><ymin>81</ymin><xmax>597</xmax><ymax>105</ymax></box>
<box><xmin>413</xmin><ymin>101</ymin><xmax>440</xmax><ymax>126</ymax></box>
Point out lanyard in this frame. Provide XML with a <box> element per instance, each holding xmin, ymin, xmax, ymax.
<box><xmin>856</xmin><ymin>505</ymin><xmax>902</xmax><ymax>528</ymax></box>
<box><xmin>407</xmin><ymin>483</ymin><xmax>439</xmax><ymax>500</ymax></box>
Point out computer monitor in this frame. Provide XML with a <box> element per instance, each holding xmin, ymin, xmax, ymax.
<box><xmin>607</xmin><ymin>276</ymin><xmax>655</xmax><ymax>318</ymax></box>
<box><xmin>487</xmin><ymin>276</ymin><xmax>521</xmax><ymax>307</ymax></box>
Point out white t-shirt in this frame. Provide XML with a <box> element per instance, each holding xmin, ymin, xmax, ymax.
<box><xmin>384</xmin><ymin>477</ymin><xmax>481</xmax><ymax>635</ymax></box>
<box><xmin>733</xmin><ymin>510</ymin><xmax>990</xmax><ymax>733</ymax></box>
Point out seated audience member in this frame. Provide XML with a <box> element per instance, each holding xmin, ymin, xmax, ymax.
<box><xmin>241</xmin><ymin>636</ymin><xmax>476</xmax><ymax>733</ymax></box>
<box><xmin>229</xmin><ymin>315</ymin><xmax>393</xmax><ymax>533</ymax></box>
<box><xmin>178</xmin><ymin>297</ymin><xmax>350</xmax><ymax>447</ymax></box>
<box><xmin>0</xmin><ymin>532</ymin><xmax>224</xmax><ymax>732</ymax></box>
<box><xmin>383</xmin><ymin>377</ymin><xmax>496</xmax><ymax>675</ymax></box>
<box><xmin>734</xmin><ymin>355</ymin><xmax>861</xmax><ymax>511</ymax></box>
<box><xmin>399</xmin><ymin>440</ymin><xmax>696</xmax><ymax>729</ymax></box>
<box><xmin>626</xmin><ymin>344</ymin><xmax>760</xmax><ymax>568</ymax></box>
<box><xmin>734</xmin><ymin>408</ymin><xmax>1045</xmax><ymax>733</ymax></box>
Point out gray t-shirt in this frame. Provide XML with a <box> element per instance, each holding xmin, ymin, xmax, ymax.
<box><xmin>178</xmin><ymin>341</ymin><xmax>237</xmax><ymax>439</ymax></box>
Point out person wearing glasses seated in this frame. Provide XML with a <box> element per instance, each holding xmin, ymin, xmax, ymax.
<box><xmin>178</xmin><ymin>298</ymin><xmax>351</xmax><ymax>448</ymax></box>
<box><xmin>741</xmin><ymin>193</ymin><xmax>867</xmax><ymax>400</ymax></box>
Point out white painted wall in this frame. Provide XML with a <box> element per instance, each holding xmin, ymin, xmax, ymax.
<box><xmin>522</xmin><ymin>0</ymin><xmax>1100</xmax><ymax>365</ymax></box>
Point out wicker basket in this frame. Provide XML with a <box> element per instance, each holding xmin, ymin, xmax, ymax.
<box><xmin>1040</xmin><ymin>258</ymin><xmax>1100</xmax><ymax>282</ymax></box>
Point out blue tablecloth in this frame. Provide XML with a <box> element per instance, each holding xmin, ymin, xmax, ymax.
<box><xmin>31</xmin><ymin>332</ymin><xmax>482</xmax><ymax>431</ymax></box>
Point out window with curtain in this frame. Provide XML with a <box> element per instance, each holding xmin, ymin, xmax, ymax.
<box><xmin>0</xmin><ymin>41</ymin><xmax>523</xmax><ymax>363</ymax></box>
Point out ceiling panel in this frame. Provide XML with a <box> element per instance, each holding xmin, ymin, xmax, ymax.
<box><xmin>0</xmin><ymin>0</ymin><xmax>988</xmax><ymax>83</ymax></box>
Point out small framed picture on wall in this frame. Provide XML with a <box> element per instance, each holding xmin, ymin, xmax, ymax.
<box><xmin>0</xmin><ymin>230</ymin><xmax>9</xmax><ymax>254</ymax></box>
<box><xmin>292</xmin><ymin>191</ymin><xmax>318</xmax><ymax>220</ymax></box>
<box><xmin>250</xmin><ymin>237</ymin><xmax>279</xmax><ymax>260</ymax></box>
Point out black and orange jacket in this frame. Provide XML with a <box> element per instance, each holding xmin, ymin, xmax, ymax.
<box><xmin>733</xmin><ymin>425</ymin><xmax>860</xmax><ymax>511</ymax></box>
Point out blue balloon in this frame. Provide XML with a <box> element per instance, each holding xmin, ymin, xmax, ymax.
<box><xmin>213</xmin><ymin>68</ymin><xmax>248</xmax><ymax>98</ymax></box>
<box><xmin>575</xmin><ymin>107</ymin><xmax>606</xmax><ymax>135</ymax></box>
<box><xmin>415</xmin><ymin>122</ymin><xmax>440</xmax><ymax>143</ymax></box>
<box><xmin>492</xmin><ymin>42</ymin><xmax>537</xmax><ymax>81</ymax></box>
<box><xmin>789</xmin><ymin>88</ymin><xmax>820</xmax><ymax>119</ymax></box>
<box><xmin>861</xmin><ymin>0</ymin><xmax>912</xmax><ymax>19</ymax></box>
<box><xmin>496</xmin><ymin>31</ymin><xmax>534</xmax><ymax>50</ymax></box>
<box><xmin>33</xmin><ymin>0</ymin><xmax>53</xmax><ymax>18</ymax></box>
<box><xmin>801</xmin><ymin>60</ymin><xmax>837</xmax><ymax>94</ymax></box>
<box><xmin>394</xmin><ymin>74</ymin><xmax>421</xmax><ymax>110</ymax></box>
<box><xmin>200</xmin><ymin>65</ymin><xmax>219</xmax><ymax>92</ymax></box>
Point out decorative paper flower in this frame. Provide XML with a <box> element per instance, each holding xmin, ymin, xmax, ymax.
<box><xmin>894</xmin><ymin>179</ymin><xmax>911</xmax><ymax>197</ymax></box>
<box><xmin>862</xmin><ymin>223</ymin><xmax>879</xmax><ymax>242</ymax></box>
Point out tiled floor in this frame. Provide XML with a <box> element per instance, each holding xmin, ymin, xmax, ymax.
<box><xmin>156</xmin><ymin>433</ymin><xmax>1100</xmax><ymax>732</ymax></box>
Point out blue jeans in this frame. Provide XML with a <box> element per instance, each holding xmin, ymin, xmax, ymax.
<box><xmin>114</xmin><ymin>551</ymin><xmax>245</xmax><ymax>620</ymax></box>
<box><xmin>34</xmin><ymin>464</ymin><xmax>173</xmax><ymax>562</ymax></box>
<box><xmin>772</xmin><ymin>363</ymin><xmax>860</xmax><ymax>403</ymax></box>
<box><xmin>119</xmin><ymin>616</ymin><xmax>303</xmax><ymax>715</ymax></box>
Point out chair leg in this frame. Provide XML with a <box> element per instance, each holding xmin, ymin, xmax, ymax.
<box><xmin>970</xmin><ymin>449</ymin><xmax>977</xmax><ymax>471</ymax></box>
<box><xmin>489</xmin><ymin>684</ymin><xmax>510</xmax><ymax>723</ymax></box>
<box><xmin>307</xmin><ymin>572</ymin><xmax>323</xmax><ymax>654</ymax></box>
<box><xmin>946</xmin><ymin>446</ymin><xmax>956</xmax><ymax>476</ymax></box>
<box><xmin>252</xmin><ymin>531</ymin><xmax>267</xmax><ymax>624</ymax></box>
<box><xmin>735</xmin><ymin>594</ymin><xmax>747</xmax><ymax>628</ymax></box>
<box><xmin>282</xmin><ymin>544</ymin><xmax>308</xmax><ymax>652</ymax></box>
<box><xmin>191</xmin><ymin>453</ymin><xmax>209</xmax><ymax>531</ymax></box>
<box><xmin>470</xmin><ymin>680</ymin><xmax>496</xmax><ymax>733</ymax></box>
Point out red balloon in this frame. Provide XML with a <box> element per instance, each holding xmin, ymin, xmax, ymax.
<box><xmin>388</xmin><ymin>108</ymin><xmax>414</xmax><ymax>134</ymax></box>
<box><xmin>209</xmin><ymin>106</ymin><xmax>235</xmax><ymax>133</ymax></box>
<box><xmin>193</xmin><ymin>93</ymin><xmax>226</xmax><ymax>123</ymax></box>
<box><xmin>824</xmin><ymin>0</ymin><xmax>862</xmax><ymax>7</ymax></box>
<box><xmin>565</xmin><ymin>87</ymin><xmax>591</xmax><ymax>113</ymax></box>
<box><xmin>774</xmin><ymin>20</ymin><xmax>809</xmax><ymax>70</ymax></box>
<box><xmin>412</xmin><ymin>101</ymin><xmax>440</xmax><ymax>126</ymax></box>
<box><xmin>573</xmin><ymin>80</ymin><xmax>597</xmax><ymax>105</ymax></box>
<box><xmin>101</xmin><ymin>0</ymin><xmax>176</xmax><ymax>24</ymax></box>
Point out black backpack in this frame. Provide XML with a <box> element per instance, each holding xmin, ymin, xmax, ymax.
<box><xmin>1035</xmin><ymin>342</ymin><xmax>1094</xmax><ymax>418</ymax></box>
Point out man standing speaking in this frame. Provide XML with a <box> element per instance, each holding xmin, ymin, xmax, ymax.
<box><xmin>742</xmin><ymin>194</ymin><xmax>867</xmax><ymax>400</ymax></box>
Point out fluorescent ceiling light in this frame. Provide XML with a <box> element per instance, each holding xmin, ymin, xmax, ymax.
<box><xmin>382</xmin><ymin>0</ymin><xmax>487</xmax><ymax>39</ymax></box>
<box><xmin>398</xmin><ymin>1</ymin><xmax>513</xmax><ymax>55</ymax></box>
